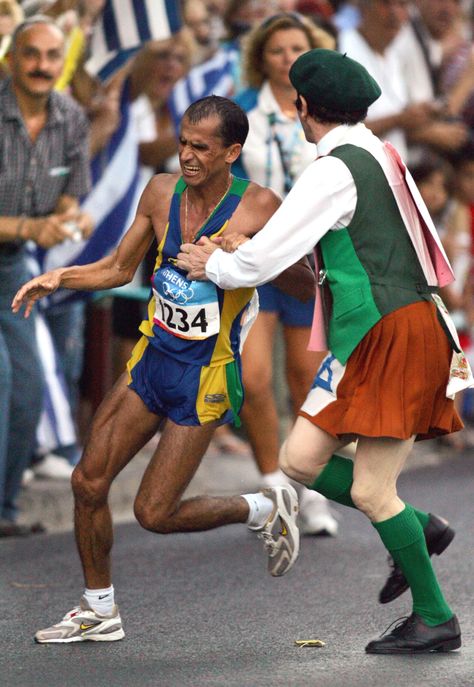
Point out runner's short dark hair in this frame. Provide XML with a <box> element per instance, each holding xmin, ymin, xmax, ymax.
<box><xmin>184</xmin><ymin>95</ymin><xmax>249</xmax><ymax>147</ymax></box>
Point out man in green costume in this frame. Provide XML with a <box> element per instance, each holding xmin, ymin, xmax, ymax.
<box><xmin>178</xmin><ymin>49</ymin><xmax>470</xmax><ymax>654</ymax></box>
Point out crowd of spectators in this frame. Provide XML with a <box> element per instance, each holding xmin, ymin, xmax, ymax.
<box><xmin>0</xmin><ymin>0</ymin><xmax>473</xmax><ymax>537</ymax></box>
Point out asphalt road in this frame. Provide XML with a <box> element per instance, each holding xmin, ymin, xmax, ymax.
<box><xmin>2</xmin><ymin>452</ymin><xmax>473</xmax><ymax>687</ymax></box>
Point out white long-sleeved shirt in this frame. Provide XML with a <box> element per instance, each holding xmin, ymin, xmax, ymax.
<box><xmin>206</xmin><ymin>123</ymin><xmax>392</xmax><ymax>289</ymax></box>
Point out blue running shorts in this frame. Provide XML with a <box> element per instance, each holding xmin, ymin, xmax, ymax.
<box><xmin>257</xmin><ymin>284</ymin><xmax>314</xmax><ymax>327</ymax></box>
<box><xmin>127</xmin><ymin>337</ymin><xmax>242</xmax><ymax>426</ymax></box>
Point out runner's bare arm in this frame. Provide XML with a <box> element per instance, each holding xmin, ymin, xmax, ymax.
<box><xmin>215</xmin><ymin>233</ymin><xmax>315</xmax><ymax>301</ymax></box>
<box><xmin>178</xmin><ymin>183</ymin><xmax>316</xmax><ymax>300</ymax></box>
<box><xmin>177</xmin><ymin>183</ymin><xmax>282</xmax><ymax>277</ymax></box>
<box><xmin>271</xmin><ymin>257</ymin><xmax>316</xmax><ymax>302</ymax></box>
<box><xmin>217</xmin><ymin>185</ymin><xmax>316</xmax><ymax>301</ymax></box>
<box><xmin>11</xmin><ymin>176</ymin><xmax>173</xmax><ymax>317</ymax></box>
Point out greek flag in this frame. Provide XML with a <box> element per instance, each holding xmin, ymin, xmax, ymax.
<box><xmin>29</xmin><ymin>1</ymin><xmax>184</xmax><ymax>297</ymax></box>
<box><xmin>30</xmin><ymin>81</ymin><xmax>139</xmax><ymax>308</ymax></box>
<box><xmin>86</xmin><ymin>0</ymin><xmax>183</xmax><ymax>81</ymax></box>
<box><xmin>169</xmin><ymin>43</ymin><xmax>240</xmax><ymax>128</ymax></box>
<box><xmin>35</xmin><ymin>314</ymin><xmax>77</xmax><ymax>454</ymax></box>
<box><xmin>31</xmin><ymin>82</ymin><xmax>140</xmax><ymax>450</ymax></box>
<box><xmin>29</xmin><ymin>2</ymin><xmax>183</xmax><ymax>453</ymax></box>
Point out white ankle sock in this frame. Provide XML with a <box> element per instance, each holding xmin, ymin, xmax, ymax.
<box><xmin>84</xmin><ymin>585</ymin><xmax>115</xmax><ymax>615</ymax></box>
<box><xmin>242</xmin><ymin>492</ymin><xmax>274</xmax><ymax>530</ymax></box>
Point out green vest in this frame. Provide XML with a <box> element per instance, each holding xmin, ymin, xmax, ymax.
<box><xmin>320</xmin><ymin>144</ymin><xmax>436</xmax><ymax>364</ymax></box>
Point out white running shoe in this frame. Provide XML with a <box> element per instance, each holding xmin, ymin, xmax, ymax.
<box><xmin>299</xmin><ymin>489</ymin><xmax>339</xmax><ymax>537</ymax></box>
<box><xmin>35</xmin><ymin>597</ymin><xmax>125</xmax><ymax>643</ymax></box>
<box><xmin>255</xmin><ymin>485</ymin><xmax>300</xmax><ymax>577</ymax></box>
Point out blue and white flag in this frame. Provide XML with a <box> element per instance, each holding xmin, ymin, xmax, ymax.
<box><xmin>29</xmin><ymin>80</ymin><xmax>140</xmax><ymax>307</ymax></box>
<box><xmin>27</xmin><ymin>1</ymin><xmax>183</xmax><ymax>302</ymax></box>
<box><xmin>86</xmin><ymin>0</ymin><xmax>183</xmax><ymax>81</ymax></box>
<box><xmin>169</xmin><ymin>43</ymin><xmax>240</xmax><ymax>129</ymax></box>
<box><xmin>28</xmin><ymin>2</ymin><xmax>183</xmax><ymax>451</ymax></box>
<box><xmin>34</xmin><ymin>313</ymin><xmax>77</xmax><ymax>454</ymax></box>
<box><xmin>30</xmin><ymin>83</ymin><xmax>141</xmax><ymax>451</ymax></box>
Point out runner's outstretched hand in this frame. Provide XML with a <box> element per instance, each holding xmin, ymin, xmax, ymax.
<box><xmin>11</xmin><ymin>269</ymin><xmax>62</xmax><ymax>318</ymax></box>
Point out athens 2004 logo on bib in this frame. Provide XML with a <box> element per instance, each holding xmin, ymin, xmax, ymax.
<box><xmin>152</xmin><ymin>266</ymin><xmax>220</xmax><ymax>340</ymax></box>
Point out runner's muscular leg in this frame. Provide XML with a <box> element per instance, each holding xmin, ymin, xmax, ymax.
<box><xmin>72</xmin><ymin>373</ymin><xmax>163</xmax><ymax>588</ymax></box>
<box><xmin>133</xmin><ymin>419</ymin><xmax>249</xmax><ymax>533</ymax></box>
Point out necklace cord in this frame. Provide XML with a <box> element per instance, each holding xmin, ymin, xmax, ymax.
<box><xmin>184</xmin><ymin>175</ymin><xmax>232</xmax><ymax>244</ymax></box>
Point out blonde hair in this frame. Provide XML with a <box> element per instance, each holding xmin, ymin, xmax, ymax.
<box><xmin>243</xmin><ymin>13</ymin><xmax>335</xmax><ymax>90</ymax></box>
<box><xmin>0</xmin><ymin>0</ymin><xmax>23</xmax><ymax>25</ymax></box>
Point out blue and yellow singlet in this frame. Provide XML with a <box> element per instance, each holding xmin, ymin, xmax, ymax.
<box><xmin>127</xmin><ymin>176</ymin><xmax>254</xmax><ymax>426</ymax></box>
<box><xmin>147</xmin><ymin>175</ymin><xmax>253</xmax><ymax>365</ymax></box>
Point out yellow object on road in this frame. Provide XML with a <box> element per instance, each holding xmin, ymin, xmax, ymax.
<box><xmin>294</xmin><ymin>639</ymin><xmax>326</xmax><ymax>648</ymax></box>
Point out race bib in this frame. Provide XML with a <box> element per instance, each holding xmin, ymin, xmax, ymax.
<box><xmin>152</xmin><ymin>266</ymin><xmax>220</xmax><ymax>339</ymax></box>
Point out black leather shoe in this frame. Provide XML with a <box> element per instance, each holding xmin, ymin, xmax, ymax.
<box><xmin>379</xmin><ymin>513</ymin><xmax>455</xmax><ymax>604</ymax></box>
<box><xmin>365</xmin><ymin>613</ymin><xmax>461</xmax><ymax>654</ymax></box>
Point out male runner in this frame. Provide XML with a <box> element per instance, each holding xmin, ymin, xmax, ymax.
<box><xmin>13</xmin><ymin>96</ymin><xmax>312</xmax><ymax>643</ymax></box>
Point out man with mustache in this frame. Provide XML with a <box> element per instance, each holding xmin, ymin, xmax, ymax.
<box><xmin>0</xmin><ymin>16</ymin><xmax>90</xmax><ymax>537</ymax></box>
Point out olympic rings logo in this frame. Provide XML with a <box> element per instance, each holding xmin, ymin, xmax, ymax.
<box><xmin>163</xmin><ymin>282</ymin><xmax>195</xmax><ymax>305</ymax></box>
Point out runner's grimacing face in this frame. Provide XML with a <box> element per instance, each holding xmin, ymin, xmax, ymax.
<box><xmin>178</xmin><ymin>115</ymin><xmax>231</xmax><ymax>187</ymax></box>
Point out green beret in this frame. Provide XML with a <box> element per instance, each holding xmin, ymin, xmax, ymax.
<box><xmin>289</xmin><ymin>49</ymin><xmax>381</xmax><ymax>112</ymax></box>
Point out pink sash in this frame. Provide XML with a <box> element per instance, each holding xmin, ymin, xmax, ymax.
<box><xmin>383</xmin><ymin>142</ymin><xmax>454</xmax><ymax>288</ymax></box>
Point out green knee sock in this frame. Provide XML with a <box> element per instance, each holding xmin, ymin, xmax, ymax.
<box><xmin>310</xmin><ymin>454</ymin><xmax>355</xmax><ymax>507</ymax></box>
<box><xmin>373</xmin><ymin>505</ymin><xmax>453</xmax><ymax>625</ymax></box>
<box><xmin>310</xmin><ymin>455</ymin><xmax>430</xmax><ymax>528</ymax></box>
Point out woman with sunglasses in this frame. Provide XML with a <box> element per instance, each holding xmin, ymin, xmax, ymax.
<box><xmin>232</xmin><ymin>13</ymin><xmax>339</xmax><ymax>536</ymax></box>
